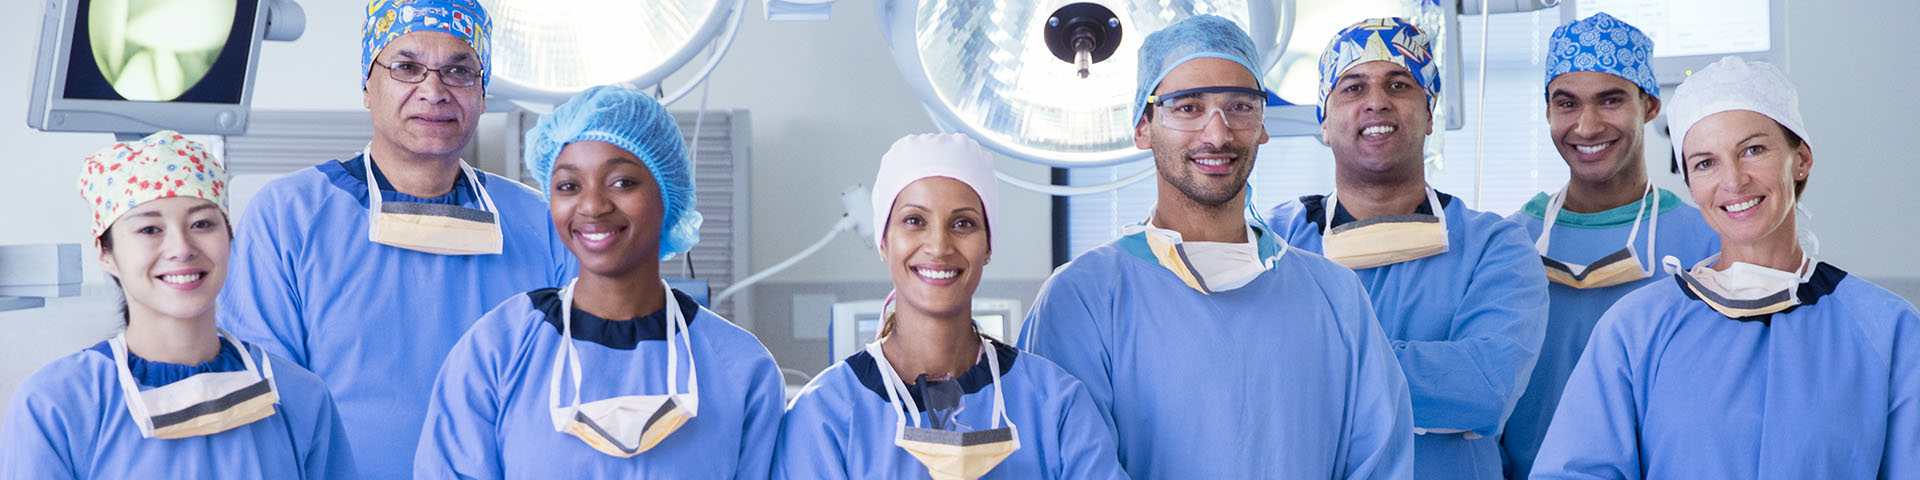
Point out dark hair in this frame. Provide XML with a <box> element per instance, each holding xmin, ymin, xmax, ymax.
<box><xmin>96</xmin><ymin>227</ymin><xmax>129</xmax><ymax>326</ymax></box>
<box><xmin>1781</xmin><ymin>125</ymin><xmax>1807</xmax><ymax>197</ymax></box>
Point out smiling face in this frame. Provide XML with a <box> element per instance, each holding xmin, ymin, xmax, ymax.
<box><xmin>97</xmin><ymin>197</ymin><xmax>230</xmax><ymax>324</ymax></box>
<box><xmin>1135</xmin><ymin>57</ymin><xmax>1270</xmax><ymax>208</ymax></box>
<box><xmin>1321</xmin><ymin>61</ymin><xmax>1433</xmax><ymax>180</ymax></box>
<box><xmin>881</xmin><ymin>177</ymin><xmax>990</xmax><ymax>319</ymax></box>
<box><xmin>548</xmin><ymin>141</ymin><xmax>665</xmax><ymax>279</ymax></box>
<box><xmin>363</xmin><ymin>31</ymin><xmax>485</xmax><ymax>161</ymax></box>
<box><xmin>1547</xmin><ymin>71</ymin><xmax>1661</xmax><ymax>186</ymax></box>
<box><xmin>1680</xmin><ymin>110</ymin><xmax>1813</xmax><ymax>249</ymax></box>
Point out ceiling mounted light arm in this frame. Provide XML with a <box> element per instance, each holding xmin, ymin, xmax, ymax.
<box><xmin>654</xmin><ymin>0</ymin><xmax>749</xmax><ymax>107</ymax></box>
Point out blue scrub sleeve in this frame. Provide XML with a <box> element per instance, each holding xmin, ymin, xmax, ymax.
<box><xmin>414</xmin><ymin>309</ymin><xmax>511</xmax><ymax>480</ymax></box>
<box><xmin>1393</xmin><ymin>222</ymin><xmax>1549</xmax><ymax>434</ymax></box>
<box><xmin>734</xmin><ymin>345</ymin><xmax>786</xmax><ymax>480</ymax></box>
<box><xmin>0</xmin><ymin>387</ymin><xmax>80</xmax><ymax>479</ymax></box>
<box><xmin>1886</xmin><ymin>308</ymin><xmax>1920</xmax><ymax>479</ymax></box>
<box><xmin>771</xmin><ymin>391</ymin><xmax>851</xmax><ymax>479</ymax></box>
<box><xmin>217</xmin><ymin>187</ymin><xmax>310</xmax><ymax>367</ymax></box>
<box><xmin>1018</xmin><ymin>271</ymin><xmax>1121</xmax><ymax>443</ymax></box>
<box><xmin>1335</xmin><ymin>271</ymin><xmax>1418</xmax><ymax>480</ymax></box>
<box><xmin>1529</xmin><ymin>307</ymin><xmax>1643</xmax><ymax>480</ymax></box>
<box><xmin>1052</xmin><ymin>380</ymin><xmax>1128</xmax><ymax>479</ymax></box>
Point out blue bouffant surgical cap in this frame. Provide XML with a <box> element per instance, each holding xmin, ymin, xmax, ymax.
<box><xmin>524</xmin><ymin>86</ymin><xmax>702</xmax><ymax>260</ymax></box>
<box><xmin>1133</xmin><ymin>15</ymin><xmax>1269</xmax><ymax>128</ymax></box>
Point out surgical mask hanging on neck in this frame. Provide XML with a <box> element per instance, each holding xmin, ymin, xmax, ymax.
<box><xmin>1536</xmin><ymin>184</ymin><xmax>1659</xmax><ymax>289</ymax></box>
<box><xmin>363</xmin><ymin>149</ymin><xmax>505</xmax><ymax>256</ymax></box>
<box><xmin>866</xmin><ymin>336</ymin><xmax>1019</xmax><ymax>480</ymax></box>
<box><xmin>110</xmin><ymin>329</ymin><xmax>280</xmax><ymax>439</ymax></box>
<box><xmin>1321</xmin><ymin>186</ymin><xmax>1449</xmax><ymax>270</ymax></box>
<box><xmin>1122</xmin><ymin>219</ymin><xmax>1276</xmax><ymax>295</ymax></box>
<box><xmin>1665</xmin><ymin>254</ymin><xmax>1814</xmax><ymax>319</ymax></box>
<box><xmin>548</xmin><ymin>278</ymin><xmax>699</xmax><ymax>457</ymax></box>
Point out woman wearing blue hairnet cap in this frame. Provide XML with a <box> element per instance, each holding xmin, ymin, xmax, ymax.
<box><xmin>413</xmin><ymin>86</ymin><xmax>786</xmax><ymax>479</ymax></box>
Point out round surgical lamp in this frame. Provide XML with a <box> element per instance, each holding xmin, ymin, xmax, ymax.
<box><xmin>479</xmin><ymin>0</ymin><xmax>747</xmax><ymax>108</ymax></box>
<box><xmin>879</xmin><ymin>0</ymin><xmax>1289</xmax><ymax>169</ymax></box>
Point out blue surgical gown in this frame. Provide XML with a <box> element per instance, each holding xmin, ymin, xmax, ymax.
<box><xmin>1020</xmin><ymin>224</ymin><xmax>1414</xmax><ymax>479</ymax></box>
<box><xmin>218</xmin><ymin>155</ymin><xmax>576</xmax><ymax>478</ymax></box>
<box><xmin>0</xmin><ymin>338</ymin><xmax>356</xmax><ymax>479</ymax></box>
<box><xmin>1499</xmin><ymin>189</ymin><xmax>1720</xmax><ymax>478</ymax></box>
<box><xmin>1531</xmin><ymin>263</ymin><xmax>1920</xmax><ymax>479</ymax></box>
<box><xmin>774</xmin><ymin>339</ymin><xmax>1126</xmax><ymax>479</ymax></box>
<box><xmin>1267</xmin><ymin>191</ymin><xmax>1549</xmax><ymax>480</ymax></box>
<box><xmin>414</xmin><ymin>287</ymin><xmax>784</xmax><ymax>479</ymax></box>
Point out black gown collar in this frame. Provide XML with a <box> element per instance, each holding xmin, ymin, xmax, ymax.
<box><xmin>848</xmin><ymin>339</ymin><xmax>1019</xmax><ymax>412</ymax></box>
<box><xmin>531</xmin><ymin>287</ymin><xmax>702</xmax><ymax>350</ymax></box>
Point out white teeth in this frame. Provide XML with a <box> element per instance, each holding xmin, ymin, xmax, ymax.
<box><xmin>914</xmin><ymin>267</ymin><xmax>958</xmax><ymax>280</ymax></box>
<box><xmin>1362</xmin><ymin>125</ymin><xmax>1395</xmax><ymax>136</ymax></box>
<box><xmin>1575</xmin><ymin>142</ymin><xmax>1611</xmax><ymax>154</ymax></box>
<box><xmin>581</xmin><ymin>232</ymin><xmax>611</xmax><ymax>241</ymax></box>
<box><xmin>160</xmin><ymin>273</ymin><xmax>202</xmax><ymax>285</ymax></box>
<box><xmin>1724</xmin><ymin>198</ymin><xmax>1761</xmax><ymax>213</ymax></box>
<box><xmin>1194</xmin><ymin>158</ymin><xmax>1229</xmax><ymax>167</ymax></box>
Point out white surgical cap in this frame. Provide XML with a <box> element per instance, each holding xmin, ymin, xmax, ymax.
<box><xmin>870</xmin><ymin>133</ymin><xmax>999</xmax><ymax>254</ymax></box>
<box><xmin>1667</xmin><ymin>56</ymin><xmax>1811</xmax><ymax>160</ymax></box>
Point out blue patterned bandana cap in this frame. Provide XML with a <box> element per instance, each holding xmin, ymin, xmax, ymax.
<box><xmin>1545</xmin><ymin>12</ymin><xmax>1659</xmax><ymax>99</ymax></box>
<box><xmin>362</xmin><ymin>0</ymin><xmax>491</xmax><ymax>89</ymax></box>
<box><xmin>1317</xmin><ymin>18</ymin><xmax>1438</xmax><ymax>123</ymax></box>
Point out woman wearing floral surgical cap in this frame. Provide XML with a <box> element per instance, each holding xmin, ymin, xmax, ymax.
<box><xmin>1531</xmin><ymin>57</ymin><xmax>1920</xmax><ymax>479</ymax></box>
<box><xmin>414</xmin><ymin>86</ymin><xmax>784</xmax><ymax>479</ymax></box>
<box><xmin>0</xmin><ymin>132</ymin><xmax>357</xmax><ymax>479</ymax></box>
<box><xmin>774</xmin><ymin>133</ymin><xmax>1125</xmax><ymax>480</ymax></box>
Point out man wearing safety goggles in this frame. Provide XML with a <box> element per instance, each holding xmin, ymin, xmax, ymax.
<box><xmin>1497</xmin><ymin>13</ymin><xmax>1720</xmax><ymax>479</ymax></box>
<box><xmin>1263</xmin><ymin>17</ymin><xmax>1549</xmax><ymax>480</ymax></box>
<box><xmin>1023</xmin><ymin>14</ymin><xmax>1414</xmax><ymax>479</ymax></box>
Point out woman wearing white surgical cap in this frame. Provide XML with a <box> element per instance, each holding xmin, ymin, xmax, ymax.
<box><xmin>1531</xmin><ymin>56</ymin><xmax>1920</xmax><ymax>479</ymax></box>
<box><xmin>413</xmin><ymin>86</ymin><xmax>785</xmax><ymax>479</ymax></box>
<box><xmin>0</xmin><ymin>132</ymin><xmax>356</xmax><ymax>479</ymax></box>
<box><xmin>774</xmin><ymin>134</ymin><xmax>1125</xmax><ymax>480</ymax></box>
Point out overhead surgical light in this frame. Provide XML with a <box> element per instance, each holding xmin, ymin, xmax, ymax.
<box><xmin>479</xmin><ymin>0</ymin><xmax>747</xmax><ymax>108</ymax></box>
<box><xmin>879</xmin><ymin>0</ymin><xmax>1290</xmax><ymax>168</ymax></box>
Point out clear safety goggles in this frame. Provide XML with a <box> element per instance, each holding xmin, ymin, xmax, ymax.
<box><xmin>1149</xmin><ymin>86</ymin><xmax>1268</xmax><ymax>132</ymax></box>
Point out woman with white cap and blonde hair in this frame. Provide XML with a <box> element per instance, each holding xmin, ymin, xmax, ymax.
<box><xmin>773</xmin><ymin>134</ymin><xmax>1124</xmax><ymax>480</ymax></box>
<box><xmin>0</xmin><ymin>132</ymin><xmax>356</xmax><ymax>479</ymax></box>
<box><xmin>1530</xmin><ymin>57</ymin><xmax>1920</xmax><ymax>479</ymax></box>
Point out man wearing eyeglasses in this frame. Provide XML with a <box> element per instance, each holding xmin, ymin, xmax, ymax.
<box><xmin>217</xmin><ymin>1</ymin><xmax>574</xmax><ymax>477</ymax></box>
<box><xmin>1021</xmin><ymin>15</ymin><xmax>1413</xmax><ymax>479</ymax></box>
<box><xmin>1263</xmin><ymin>18</ymin><xmax>1548</xmax><ymax>480</ymax></box>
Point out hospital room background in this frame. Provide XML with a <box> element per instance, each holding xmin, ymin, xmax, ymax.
<box><xmin>1</xmin><ymin>0</ymin><xmax>1915</xmax><ymax>409</ymax></box>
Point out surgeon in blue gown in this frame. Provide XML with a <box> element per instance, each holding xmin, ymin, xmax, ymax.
<box><xmin>776</xmin><ymin>133</ymin><xmax>1125</xmax><ymax>480</ymax></box>
<box><xmin>2</xmin><ymin>133</ymin><xmax>355</xmax><ymax>479</ymax></box>
<box><xmin>1021</xmin><ymin>16</ymin><xmax>1413</xmax><ymax>479</ymax></box>
<box><xmin>413</xmin><ymin>86</ymin><xmax>784</xmax><ymax>478</ymax></box>
<box><xmin>216</xmin><ymin>2</ymin><xmax>574</xmax><ymax>477</ymax></box>
<box><xmin>1498</xmin><ymin>14</ymin><xmax>1719</xmax><ymax>478</ymax></box>
<box><xmin>1531</xmin><ymin>57</ymin><xmax>1920</xmax><ymax>479</ymax></box>
<box><xmin>1264</xmin><ymin>18</ymin><xmax>1549</xmax><ymax>480</ymax></box>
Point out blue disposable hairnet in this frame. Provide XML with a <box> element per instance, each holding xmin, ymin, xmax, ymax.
<box><xmin>524</xmin><ymin>85</ymin><xmax>701</xmax><ymax>260</ymax></box>
<box><xmin>1133</xmin><ymin>15</ymin><xmax>1267</xmax><ymax>128</ymax></box>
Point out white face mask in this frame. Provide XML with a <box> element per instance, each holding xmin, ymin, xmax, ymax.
<box><xmin>548</xmin><ymin>278</ymin><xmax>699</xmax><ymax>457</ymax></box>
<box><xmin>1321</xmin><ymin>186</ymin><xmax>1450</xmax><ymax>270</ymax></box>
<box><xmin>1666</xmin><ymin>254</ymin><xmax>1813</xmax><ymax>318</ymax></box>
<box><xmin>362</xmin><ymin>149</ymin><xmax>504</xmax><ymax>256</ymax></box>
<box><xmin>110</xmin><ymin>329</ymin><xmax>280</xmax><ymax>439</ymax></box>
<box><xmin>866</xmin><ymin>336</ymin><xmax>1020</xmax><ymax>480</ymax></box>
<box><xmin>1536</xmin><ymin>183</ymin><xmax>1659</xmax><ymax>289</ymax></box>
<box><xmin>1123</xmin><ymin>221</ymin><xmax>1275</xmax><ymax>294</ymax></box>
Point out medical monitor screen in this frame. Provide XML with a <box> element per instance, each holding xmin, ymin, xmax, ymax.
<box><xmin>61</xmin><ymin>0</ymin><xmax>259</xmax><ymax>104</ymax></box>
<box><xmin>853</xmin><ymin>314</ymin><xmax>1008</xmax><ymax>346</ymax></box>
<box><xmin>1578</xmin><ymin>0</ymin><xmax>1769</xmax><ymax>58</ymax></box>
